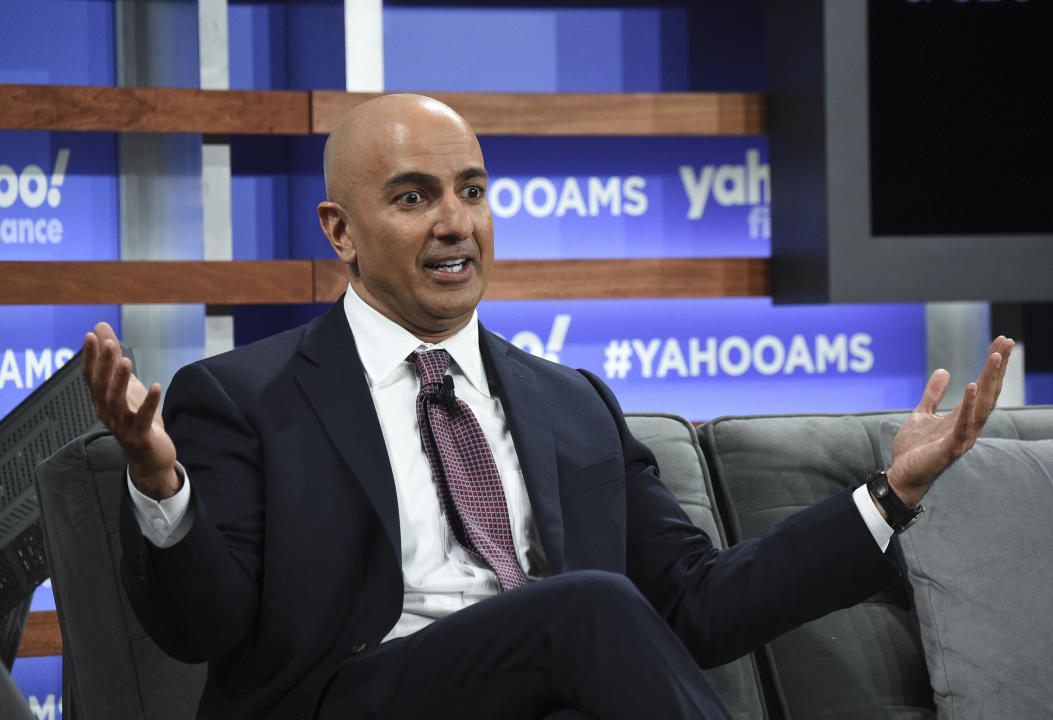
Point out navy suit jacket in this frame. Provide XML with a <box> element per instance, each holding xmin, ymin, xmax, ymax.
<box><xmin>119</xmin><ymin>299</ymin><xmax>896</xmax><ymax>719</ymax></box>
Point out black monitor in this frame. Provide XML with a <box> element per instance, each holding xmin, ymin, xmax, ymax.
<box><xmin>0</xmin><ymin>347</ymin><xmax>127</xmax><ymax>667</ymax></box>
<box><xmin>766</xmin><ymin>0</ymin><xmax>1053</xmax><ymax>303</ymax></box>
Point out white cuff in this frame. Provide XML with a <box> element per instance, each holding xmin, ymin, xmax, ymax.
<box><xmin>852</xmin><ymin>483</ymin><xmax>895</xmax><ymax>553</ymax></box>
<box><xmin>127</xmin><ymin>462</ymin><xmax>195</xmax><ymax>548</ymax></box>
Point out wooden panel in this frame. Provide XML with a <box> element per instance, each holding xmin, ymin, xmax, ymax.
<box><xmin>484</xmin><ymin>258</ymin><xmax>769</xmax><ymax>299</ymax></box>
<box><xmin>0</xmin><ymin>84</ymin><xmax>310</xmax><ymax>134</ymax></box>
<box><xmin>314</xmin><ymin>258</ymin><xmax>769</xmax><ymax>302</ymax></box>
<box><xmin>18</xmin><ymin>611</ymin><xmax>62</xmax><ymax>658</ymax></box>
<box><xmin>0</xmin><ymin>85</ymin><xmax>763</xmax><ymax>137</ymax></box>
<box><xmin>1</xmin><ymin>258</ymin><xmax>767</xmax><ymax>305</ymax></box>
<box><xmin>312</xmin><ymin>91</ymin><xmax>765</xmax><ymax>136</ymax></box>
<box><xmin>0</xmin><ymin>261</ymin><xmax>315</xmax><ymax>304</ymax></box>
<box><xmin>313</xmin><ymin>259</ymin><xmax>349</xmax><ymax>301</ymax></box>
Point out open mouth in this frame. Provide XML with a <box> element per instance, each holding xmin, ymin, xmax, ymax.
<box><xmin>426</xmin><ymin>258</ymin><xmax>470</xmax><ymax>274</ymax></box>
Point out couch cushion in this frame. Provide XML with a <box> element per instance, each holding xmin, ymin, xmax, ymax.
<box><xmin>627</xmin><ymin>413</ymin><xmax>768</xmax><ymax>720</ymax></box>
<box><xmin>700</xmin><ymin>410</ymin><xmax>933</xmax><ymax>720</ymax></box>
<box><xmin>879</xmin><ymin>424</ymin><xmax>1053</xmax><ymax>720</ymax></box>
<box><xmin>35</xmin><ymin>431</ymin><xmax>205</xmax><ymax>719</ymax></box>
<box><xmin>699</xmin><ymin>406</ymin><xmax>1053</xmax><ymax>720</ymax></box>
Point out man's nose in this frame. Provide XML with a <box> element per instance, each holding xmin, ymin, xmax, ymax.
<box><xmin>432</xmin><ymin>192</ymin><xmax>474</xmax><ymax>241</ymax></box>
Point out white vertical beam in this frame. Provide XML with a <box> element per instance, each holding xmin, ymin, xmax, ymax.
<box><xmin>925</xmin><ymin>301</ymin><xmax>1026</xmax><ymax>408</ymax></box>
<box><xmin>925</xmin><ymin>302</ymin><xmax>993</xmax><ymax>411</ymax></box>
<box><xmin>199</xmin><ymin>0</ymin><xmax>230</xmax><ymax>91</ymax></box>
<box><xmin>199</xmin><ymin>0</ymin><xmax>235</xmax><ymax>358</ymax></box>
<box><xmin>345</xmin><ymin>0</ymin><xmax>385</xmax><ymax>92</ymax></box>
<box><xmin>1000</xmin><ymin>342</ymin><xmax>1026</xmax><ymax>407</ymax></box>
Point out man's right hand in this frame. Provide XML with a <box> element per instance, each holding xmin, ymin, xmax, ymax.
<box><xmin>83</xmin><ymin>322</ymin><xmax>181</xmax><ymax>500</ymax></box>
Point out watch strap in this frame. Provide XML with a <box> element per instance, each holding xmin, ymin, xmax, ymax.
<box><xmin>865</xmin><ymin>469</ymin><xmax>925</xmax><ymax>534</ymax></box>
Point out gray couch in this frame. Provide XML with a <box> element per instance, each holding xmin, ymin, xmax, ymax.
<box><xmin>630</xmin><ymin>405</ymin><xmax>1053</xmax><ymax>720</ymax></box>
<box><xmin>37</xmin><ymin>408</ymin><xmax>1053</xmax><ymax>719</ymax></box>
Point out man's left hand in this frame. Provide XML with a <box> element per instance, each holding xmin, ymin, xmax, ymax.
<box><xmin>884</xmin><ymin>336</ymin><xmax>1015</xmax><ymax>509</ymax></box>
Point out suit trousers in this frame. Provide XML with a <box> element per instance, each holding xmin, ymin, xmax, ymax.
<box><xmin>315</xmin><ymin>569</ymin><xmax>731</xmax><ymax>720</ymax></box>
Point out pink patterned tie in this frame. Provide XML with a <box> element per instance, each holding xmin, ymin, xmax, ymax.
<box><xmin>413</xmin><ymin>349</ymin><xmax>528</xmax><ymax>591</ymax></box>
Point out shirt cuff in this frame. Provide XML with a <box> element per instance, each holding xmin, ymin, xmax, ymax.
<box><xmin>852</xmin><ymin>483</ymin><xmax>895</xmax><ymax>553</ymax></box>
<box><xmin>127</xmin><ymin>462</ymin><xmax>195</xmax><ymax>548</ymax></box>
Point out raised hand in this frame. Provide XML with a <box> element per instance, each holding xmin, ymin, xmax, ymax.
<box><xmin>82</xmin><ymin>322</ymin><xmax>181</xmax><ymax>500</ymax></box>
<box><xmin>886</xmin><ymin>336</ymin><xmax>1015</xmax><ymax>508</ymax></box>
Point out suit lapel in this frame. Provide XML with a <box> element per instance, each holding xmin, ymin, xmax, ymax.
<box><xmin>480</xmin><ymin>329</ymin><xmax>565</xmax><ymax>574</ymax></box>
<box><xmin>293</xmin><ymin>300</ymin><xmax>401</xmax><ymax>564</ymax></box>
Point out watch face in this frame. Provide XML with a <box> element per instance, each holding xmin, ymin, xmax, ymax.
<box><xmin>870</xmin><ymin>473</ymin><xmax>890</xmax><ymax>497</ymax></box>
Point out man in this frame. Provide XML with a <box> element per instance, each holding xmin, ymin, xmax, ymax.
<box><xmin>83</xmin><ymin>94</ymin><xmax>1013</xmax><ymax>719</ymax></box>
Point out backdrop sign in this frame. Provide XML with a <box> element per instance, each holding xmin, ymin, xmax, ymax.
<box><xmin>481</xmin><ymin>136</ymin><xmax>771</xmax><ymax>260</ymax></box>
<box><xmin>4</xmin><ymin>1</ymin><xmax>127</xmax><ymax>713</ymax></box>
<box><xmin>479</xmin><ymin>298</ymin><xmax>926</xmax><ymax>420</ymax></box>
<box><xmin>0</xmin><ymin>131</ymin><xmax>120</xmax><ymax>420</ymax></box>
<box><xmin>0</xmin><ymin>132</ymin><xmax>118</xmax><ymax>260</ymax></box>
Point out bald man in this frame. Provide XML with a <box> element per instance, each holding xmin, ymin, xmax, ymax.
<box><xmin>83</xmin><ymin>94</ymin><xmax>1013</xmax><ymax>720</ymax></box>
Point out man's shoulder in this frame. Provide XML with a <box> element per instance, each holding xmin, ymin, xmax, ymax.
<box><xmin>172</xmin><ymin>319</ymin><xmax>318</xmax><ymax>396</ymax></box>
<box><xmin>201</xmin><ymin>324</ymin><xmax>308</xmax><ymax>370</ymax></box>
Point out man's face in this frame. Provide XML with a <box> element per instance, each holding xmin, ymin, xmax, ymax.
<box><xmin>322</xmin><ymin>105</ymin><xmax>494</xmax><ymax>342</ymax></box>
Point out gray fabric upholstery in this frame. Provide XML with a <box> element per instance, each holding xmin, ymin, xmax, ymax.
<box><xmin>879</xmin><ymin>425</ymin><xmax>1053</xmax><ymax>720</ymax></box>
<box><xmin>35</xmin><ymin>430</ymin><xmax>205</xmax><ymax>720</ymax></box>
<box><xmin>626</xmin><ymin>413</ymin><xmax>768</xmax><ymax>720</ymax></box>
<box><xmin>0</xmin><ymin>663</ymin><xmax>32</xmax><ymax>720</ymax></box>
<box><xmin>701</xmin><ymin>410</ymin><xmax>927</xmax><ymax>720</ymax></box>
<box><xmin>698</xmin><ymin>406</ymin><xmax>1053</xmax><ymax>720</ymax></box>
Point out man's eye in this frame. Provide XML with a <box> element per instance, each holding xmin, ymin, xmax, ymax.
<box><xmin>400</xmin><ymin>191</ymin><xmax>422</xmax><ymax>205</ymax></box>
<box><xmin>463</xmin><ymin>185</ymin><xmax>483</xmax><ymax>200</ymax></box>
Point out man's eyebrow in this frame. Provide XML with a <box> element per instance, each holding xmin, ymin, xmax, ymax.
<box><xmin>457</xmin><ymin>167</ymin><xmax>488</xmax><ymax>183</ymax></box>
<box><xmin>383</xmin><ymin>171</ymin><xmax>439</xmax><ymax>191</ymax></box>
<box><xmin>382</xmin><ymin>167</ymin><xmax>488</xmax><ymax>191</ymax></box>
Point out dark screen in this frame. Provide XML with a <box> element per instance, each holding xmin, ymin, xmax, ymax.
<box><xmin>868</xmin><ymin>0</ymin><xmax>1052</xmax><ymax>236</ymax></box>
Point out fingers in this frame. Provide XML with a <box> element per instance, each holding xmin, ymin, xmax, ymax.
<box><xmin>82</xmin><ymin>322</ymin><xmax>138</xmax><ymax>432</ymax></box>
<box><xmin>105</xmin><ymin>355</ymin><xmax>133</xmax><ymax>416</ymax></box>
<box><xmin>975</xmin><ymin>336</ymin><xmax>1015</xmax><ymax>415</ymax></box>
<box><xmin>81</xmin><ymin>331</ymin><xmax>98</xmax><ymax>384</ymax></box>
<box><xmin>917</xmin><ymin>369</ymin><xmax>950</xmax><ymax>413</ymax></box>
<box><xmin>955</xmin><ymin>382</ymin><xmax>979</xmax><ymax>451</ymax></box>
<box><xmin>93</xmin><ymin>321</ymin><xmax>118</xmax><ymax>345</ymax></box>
<box><xmin>133</xmin><ymin>383</ymin><xmax>163</xmax><ymax>433</ymax></box>
<box><xmin>94</xmin><ymin>339</ymin><xmax>121</xmax><ymax>405</ymax></box>
<box><xmin>985</xmin><ymin>335</ymin><xmax>1014</xmax><ymax>362</ymax></box>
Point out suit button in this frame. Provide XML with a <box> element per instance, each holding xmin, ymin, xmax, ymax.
<box><xmin>351</xmin><ymin>642</ymin><xmax>368</xmax><ymax>656</ymax></box>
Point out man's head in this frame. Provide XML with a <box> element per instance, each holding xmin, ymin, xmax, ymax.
<box><xmin>318</xmin><ymin>93</ymin><xmax>493</xmax><ymax>343</ymax></box>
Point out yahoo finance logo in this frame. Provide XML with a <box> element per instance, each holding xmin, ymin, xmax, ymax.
<box><xmin>679</xmin><ymin>149</ymin><xmax>770</xmax><ymax>240</ymax></box>
<box><xmin>0</xmin><ymin>149</ymin><xmax>70</xmax><ymax>245</ymax></box>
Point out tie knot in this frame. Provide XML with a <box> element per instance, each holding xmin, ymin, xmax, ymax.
<box><xmin>413</xmin><ymin>349</ymin><xmax>452</xmax><ymax>389</ymax></box>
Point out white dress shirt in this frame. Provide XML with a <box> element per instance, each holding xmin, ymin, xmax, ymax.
<box><xmin>337</xmin><ymin>286</ymin><xmax>550</xmax><ymax>640</ymax></box>
<box><xmin>128</xmin><ymin>285</ymin><xmax>893</xmax><ymax>640</ymax></box>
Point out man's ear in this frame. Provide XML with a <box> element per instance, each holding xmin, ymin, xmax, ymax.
<box><xmin>318</xmin><ymin>201</ymin><xmax>357</xmax><ymax>265</ymax></box>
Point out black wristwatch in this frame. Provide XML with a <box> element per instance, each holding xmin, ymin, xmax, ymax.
<box><xmin>865</xmin><ymin>469</ymin><xmax>924</xmax><ymax>534</ymax></box>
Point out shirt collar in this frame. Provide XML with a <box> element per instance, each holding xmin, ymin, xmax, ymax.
<box><xmin>342</xmin><ymin>284</ymin><xmax>490</xmax><ymax>397</ymax></box>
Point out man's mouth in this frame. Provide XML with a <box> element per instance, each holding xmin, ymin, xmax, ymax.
<box><xmin>426</xmin><ymin>258</ymin><xmax>470</xmax><ymax>274</ymax></box>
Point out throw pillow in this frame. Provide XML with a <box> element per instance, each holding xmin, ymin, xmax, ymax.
<box><xmin>880</xmin><ymin>423</ymin><xmax>1053</xmax><ymax>720</ymax></box>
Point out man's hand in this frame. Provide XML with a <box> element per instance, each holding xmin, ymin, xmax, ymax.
<box><xmin>883</xmin><ymin>336</ymin><xmax>1015</xmax><ymax>510</ymax></box>
<box><xmin>83</xmin><ymin>322</ymin><xmax>181</xmax><ymax>500</ymax></box>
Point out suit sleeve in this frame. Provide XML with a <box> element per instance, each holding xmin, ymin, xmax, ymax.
<box><xmin>577</xmin><ymin>370</ymin><xmax>900</xmax><ymax>668</ymax></box>
<box><xmin>119</xmin><ymin>361</ymin><xmax>265</xmax><ymax>663</ymax></box>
